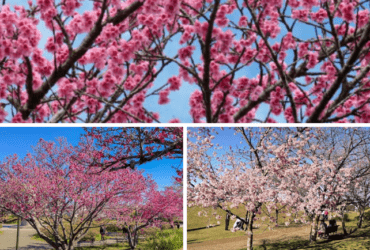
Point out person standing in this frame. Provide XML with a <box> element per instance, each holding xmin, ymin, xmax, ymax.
<box><xmin>225</xmin><ymin>212</ymin><xmax>230</xmax><ymax>230</ymax></box>
<box><xmin>100</xmin><ymin>226</ymin><xmax>106</xmax><ymax>241</ymax></box>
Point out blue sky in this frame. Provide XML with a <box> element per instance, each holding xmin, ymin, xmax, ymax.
<box><xmin>188</xmin><ymin>127</ymin><xmax>245</xmax><ymax>169</ymax></box>
<box><xmin>0</xmin><ymin>127</ymin><xmax>182</xmax><ymax>189</ymax></box>
<box><xmin>188</xmin><ymin>127</ymin><xmax>301</xmax><ymax>171</ymax></box>
<box><xmin>188</xmin><ymin>127</ymin><xmax>240</xmax><ymax>149</ymax></box>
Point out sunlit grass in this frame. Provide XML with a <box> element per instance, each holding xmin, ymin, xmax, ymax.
<box><xmin>188</xmin><ymin>206</ymin><xmax>370</xmax><ymax>250</ymax></box>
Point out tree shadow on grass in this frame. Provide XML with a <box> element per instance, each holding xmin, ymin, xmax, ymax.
<box><xmin>253</xmin><ymin>229</ymin><xmax>370</xmax><ymax>250</ymax></box>
<box><xmin>3</xmin><ymin>244</ymin><xmax>51</xmax><ymax>250</ymax></box>
<box><xmin>253</xmin><ymin>234</ymin><xmax>355</xmax><ymax>250</ymax></box>
<box><xmin>187</xmin><ymin>225</ymin><xmax>220</xmax><ymax>232</ymax></box>
<box><xmin>254</xmin><ymin>236</ymin><xmax>310</xmax><ymax>250</ymax></box>
<box><xmin>187</xmin><ymin>239</ymin><xmax>203</xmax><ymax>244</ymax></box>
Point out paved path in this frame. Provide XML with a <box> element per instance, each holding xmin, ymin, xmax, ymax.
<box><xmin>0</xmin><ymin>225</ymin><xmax>51</xmax><ymax>250</ymax></box>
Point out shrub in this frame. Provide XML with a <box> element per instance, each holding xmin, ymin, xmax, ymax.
<box><xmin>141</xmin><ymin>227</ymin><xmax>158</xmax><ymax>238</ymax></box>
<box><xmin>332</xmin><ymin>213</ymin><xmax>350</xmax><ymax>222</ymax></box>
<box><xmin>106</xmin><ymin>224</ymin><xmax>121</xmax><ymax>232</ymax></box>
<box><xmin>143</xmin><ymin>229</ymin><xmax>183</xmax><ymax>250</ymax></box>
<box><xmin>80</xmin><ymin>230</ymin><xmax>98</xmax><ymax>242</ymax></box>
<box><xmin>159</xmin><ymin>224</ymin><xmax>173</xmax><ymax>230</ymax></box>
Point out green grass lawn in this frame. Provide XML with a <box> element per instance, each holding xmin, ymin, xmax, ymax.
<box><xmin>32</xmin><ymin>233</ymin><xmax>112</xmax><ymax>242</ymax></box>
<box><xmin>188</xmin><ymin>206</ymin><xmax>370</xmax><ymax>250</ymax></box>
<box><xmin>75</xmin><ymin>243</ymin><xmax>135</xmax><ymax>250</ymax></box>
<box><xmin>188</xmin><ymin>204</ymin><xmax>307</xmax><ymax>244</ymax></box>
<box><xmin>2</xmin><ymin>215</ymin><xmax>18</xmax><ymax>224</ymax></box>
<box><xmin>252</xmin><ymin>209</ymin><xmax>370</xmax><ymax>250</ymax></box>
<box><xmin>76</xmin><ymin>228</ymin><xmax>184</xmax><ymax>250</ymax></box>
<box><xmin>32</xmin><ymin>228</ymin><xmax>183</xmax><ymax>250</ymax></box>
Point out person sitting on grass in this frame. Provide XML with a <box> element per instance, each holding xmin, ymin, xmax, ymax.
<box><xmin>318</xmin><ymin>219</ymin><xmax>328</xmax><ymax>239</ymax></box>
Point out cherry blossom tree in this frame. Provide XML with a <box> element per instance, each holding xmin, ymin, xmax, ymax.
<box><xmin>279</xmin><ymin>127</ymin><xmax>370</xmax><ymax>240</ymax></box>
<box><xmin>344</xmin><ymin>156</ymin><xmax>370</xmax><ymax>229</ymax></box>
<box><xmin>188</xmin><ymin>127</ymin><xmax>370</xmax><ymax>250</ymax></box>
<box><xmin>106</xmin><ymin>182</ymin><xmax>183</xmax><ymax>249</ymax></box>
<box><xmin>347</xmin><ymin>176</ymin><xmax>370</xmax><ymax>228</ymax></box>
<box><xmin>78</xmin><ymin>127</ymin><xmax>183</xmax><ymax>171</ymax></box>
<box><xmin>0</xmin><ymin>138</ymin><xmax>148</xmax><ymax>250</ymax></box>
<box><xmin>2</xmin><ymin>0</ymin><xmax>370</xmax><ymax>123</ymax></box>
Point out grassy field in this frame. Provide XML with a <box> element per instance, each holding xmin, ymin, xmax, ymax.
<box><xmin>75</xmin><ymin>242</ymin><xmax>139</xmax><ymax>250</ymax></box>
<box><xmin>2</xmin><ymin>214</ymin><xmax>19</xmax><ymax>224</ymax></box>
<box><xmin>188</xmin><ymin>206</ymin><xmax>370</xmax><ymax>250</ymax></box>
<box><xmin>32</xmin><ymin>228</ymin><xmax>183</xmax><ymax>250</ymax></box>
<box><xmin>32</xmin><ymin>232</ymin><xmax>112</xmax><ymax>242</ymax></box>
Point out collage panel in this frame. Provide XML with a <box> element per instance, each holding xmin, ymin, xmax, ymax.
<box><xmin>1</xmin><ymin>1</ymin><xmax>370</xmax><ymax>124</ymax></box>
<box><xmin>187</xmin><ymin>127</ymin><xmax>370</xmax><ymax>250</ymax></box>
<box><xmin>0</xmin><ymin>127</ymin><xmax>184</xmax><ymax>250</ymax></box>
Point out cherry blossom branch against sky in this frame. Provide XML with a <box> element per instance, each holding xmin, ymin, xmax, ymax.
<box><xmin>3</xmin><ymin>1</ymin><xmax>370</xmax><ymax>123</ymax></box>
<box><xmin>4</xmin><ymin>0</ymin><xmax>197</xmax><ymax>123</ymax></box>
<box><xmin>187</xmin><ymin>127</ymin><xmax>293</xmax><ymax>171</ymax></box>
<box><xmin>0</xmin><ymin>127</ymin><xmax>182</xmax><ymax>189</ymax></box>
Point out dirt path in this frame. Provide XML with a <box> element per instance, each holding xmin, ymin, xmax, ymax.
<box><xmin>0</xmin><ymin>225</ymin><xmax>51</xmax><ymax>250</ymax></box>
<box><xmin>187</xmin><ymin>225</ymin><xmax>311</xmax><ymax>250</ymax></box>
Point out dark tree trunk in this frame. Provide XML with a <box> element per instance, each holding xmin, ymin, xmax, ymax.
<box><xmin>340</xmin><ymin>208</ymin><xmax>348</xmax><ymax>236</ymax></box>
<box><xmin>57</xmin><ymin>243</ymin><xmax>74</xmax><ymax>250</ymax></box>
<box><xmin>275</xmin><ymin>209</ymin><xmax>279</xmax><ymax>225</ymax></box>
<box><xmin>225</xmin><ymin>212</ymin><xmax>230</xmax><ymax>230</ymax></box>
<box><xmin>357</xmin><ymin>210</ymin><xmax>364</xmax><ymax>228</ymax></box>
<box><xmin>309</xmin><ymin>214</ymin><xmax>320</xmax><ymax>242</ymax></box>
<box><xmin>245</xmin><ymin>212</ymin><xmax>255</xmax><ymax>250</ymax></box>
<box><xmin>123</xmin><ymin>227</ymin><xmax>136</xmax><ymax>250</ymax></box>
<box><xmin>135</xmin><ymin>230</ymin><xmax>139</xmax><ymax>246</ymax></box>
<box><xmin>342</xmin><ymin>217</ymin><xmax>348</xmax><ymax>235</ymax></box>
<box><xmin>244</xmin><ymin>211</ymin><xmax>249</xmax><ymax>231</ymax></box>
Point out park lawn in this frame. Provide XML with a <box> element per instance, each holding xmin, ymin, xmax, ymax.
<box><xmin>75</xmin><ymin>243</ymin><xmax>142</xmax><ymax>250</ymax></box>
<box><xmin>75</xmin><ymin>228</ymin><xmax>184</xmax><ymax>250</ymax></box>
<box><xmin>32</xmin><ymin>232</ymin><xmax>112</xmax><ymax>242</ymax></box>
<box><xmin>251</xmin><ymin>223</ymin><xmax>370</xmax><ymax>250</ymax></box>
<box><xmin>75</xmin><ymin>243</ymin><xmax>140</xmax><ymax>250</ymax></box>
<box><xmin>73</xmin><ymin>241</ymin><xmax>166</xmax><ymax>250</ymax></box>
<box><xmin>31</xmin><ymin>219</ymin><xmax>116</xmax><ymax>242</ymax></box>
<box><xmin>188</xmin><ymin>206</ymin><xmax>370</xmax><ymax>250</ymax></box>
<box><xmin>188</xmin><ymin>204</ymin><xmax>308</xmax><ymax>244</ymax></box>
<box><xmin>188</xmin><ymin>203</ymin><xmax>309</xmax><ymax>231</ymax></box>
<box><xmin>32</xmin><ymin>227</ymin><xmax>183</xmax><ymax>249</ymax></box>
<box><xmin>2</xmin><ymin>214</ymin><xmax>18</xmax><ymax>224</ymax></box>
<box><xmin>31</xmin><ymin>235</ymin><xmax>140</xmax><ymax>250</ymax></box>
